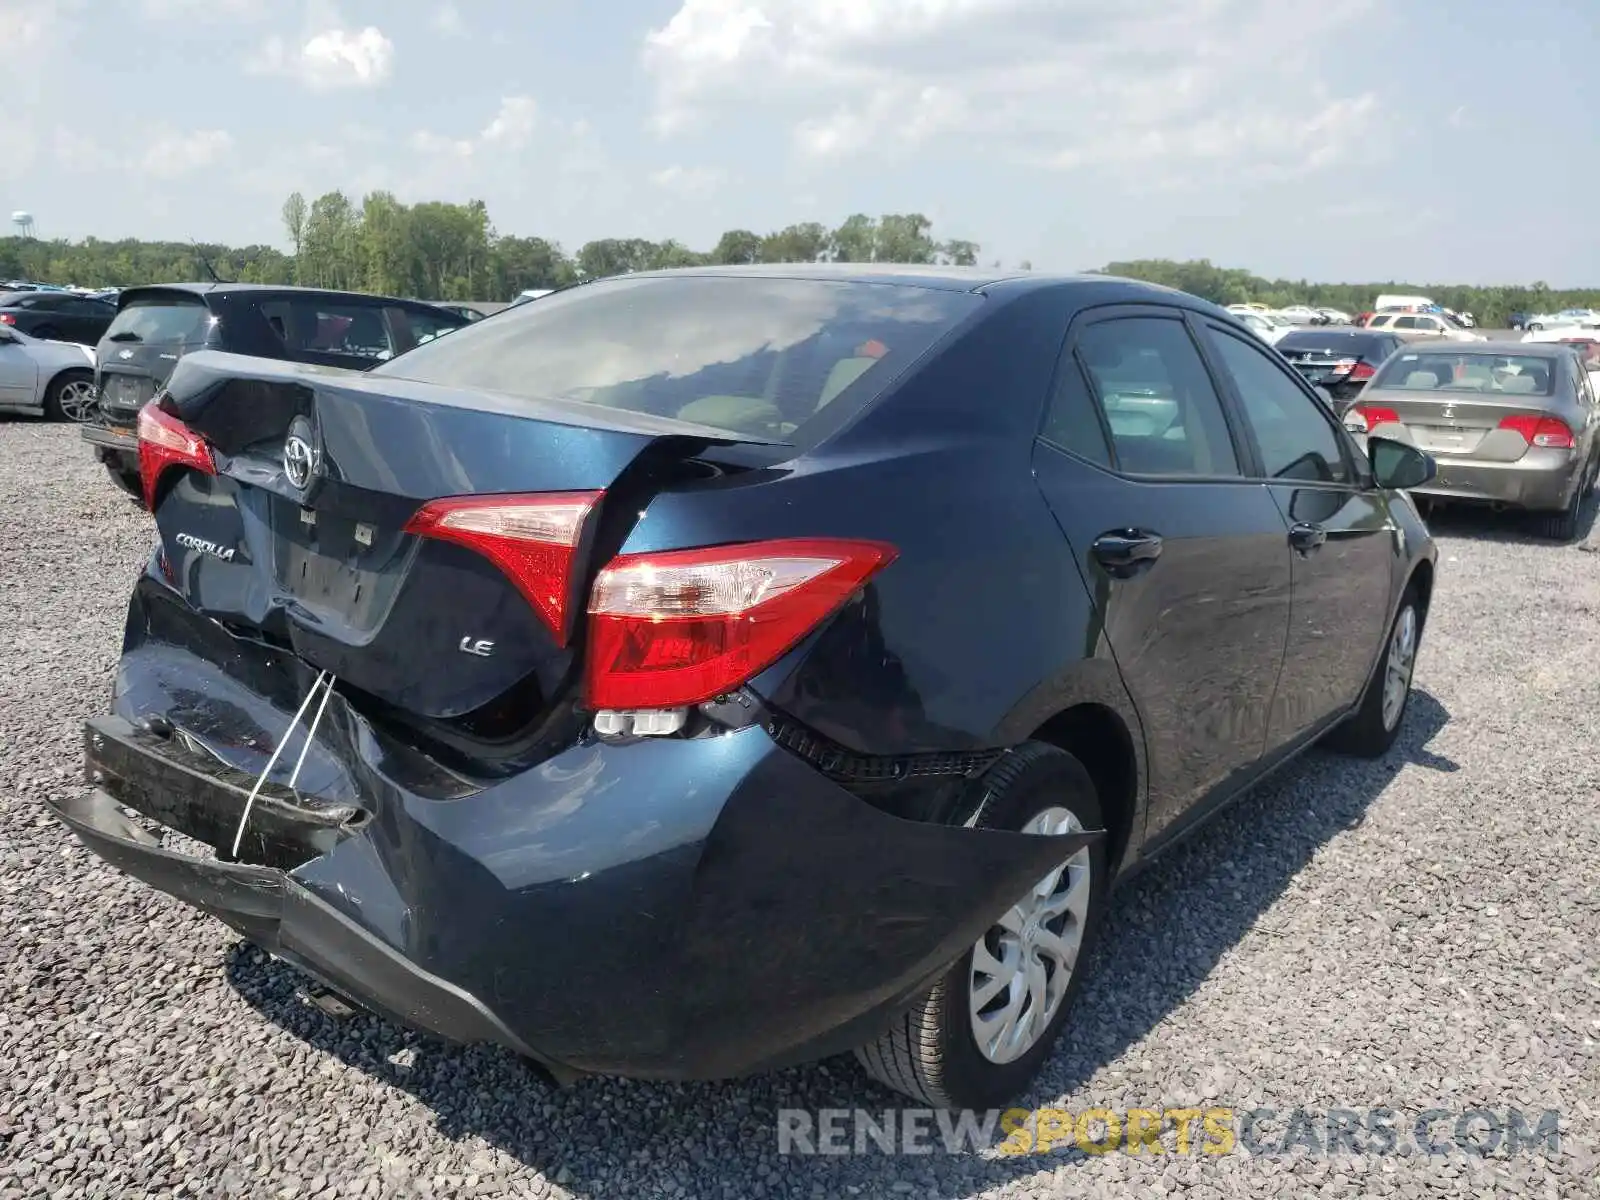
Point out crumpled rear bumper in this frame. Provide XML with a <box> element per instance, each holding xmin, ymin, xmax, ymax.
<box><xmin>52</xmin><ymin>708</ymin><xmax>1100</xmax><ymax>1083</ymax></box>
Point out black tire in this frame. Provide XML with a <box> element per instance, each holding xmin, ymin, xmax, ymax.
<box><xmin>43</xmin><ymin>370</ymin><xmax>96</xmax><ymax>422</ymax></box>
<box><xmin>854</xmin><ymin>742</ymin><xmax>1109</xmax><ymax>1108</ymax></box>
<box><xmin>1535</xmin><ymin>455</ymin><xmax>1596</xmax><ymax>543</ymax></box>
<box><xmin>105</xmin><ymin>464</ymin><xmax>143</xmax><ymax>502</ymax></box>
<box><xmin>1325</xmin><ymin>584</ymin><xmax>1423</xmax><ymax>757</ymax></box>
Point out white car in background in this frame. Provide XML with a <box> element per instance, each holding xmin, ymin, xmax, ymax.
<box><xmin>1276</xmin><ymin>304</ymin><xmax>1325</xmax><ymax>325</ymax></box>
<box><xmin>1525</xmin><ymin>308</ymin><xmax>1600</xmax><ymax>331</ymax></box>
<box><xmin>0</xmin><ymin>324</ymin><xmax>98</xmax><ymax>420</ymax></box>
<box><xmin>1233</xmin><ymin>310</ymin><xmax>1290</xmax><ymax>345</ymax></box>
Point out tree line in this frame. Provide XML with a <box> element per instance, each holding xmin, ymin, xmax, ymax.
<box><xmin>1</xmin><ymin>191</ymin><xmax>1595</xmax><ymax>327</ymax></box>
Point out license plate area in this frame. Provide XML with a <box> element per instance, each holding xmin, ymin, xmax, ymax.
<box><xmin>1411</xmin><ymin>425</ymin><xmax>1485</xmax><ymax>455</ymax></box>
<box><xmin>269</xmin><ymin>503</ymin><xmax>409</xmax><ymax>631</ymax></box>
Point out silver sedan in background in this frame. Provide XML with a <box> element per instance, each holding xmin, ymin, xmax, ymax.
<box><xmin>1343</xmin><ymin>340</ymin><xmax>1600</xmax><ymax>540</ymax></box>
<box><xmin>0</xmin><ymin>325</ymin><xmax>99</xmax><ymax>422</ymax></box>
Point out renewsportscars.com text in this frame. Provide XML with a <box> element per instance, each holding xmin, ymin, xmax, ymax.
<box><xmin>776</xmin><ymin>1106</ymin><xmax>1563</xmax><ymax>1159</ymax></box>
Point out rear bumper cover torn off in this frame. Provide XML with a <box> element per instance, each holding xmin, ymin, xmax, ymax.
<box><xmin>50</xmin><ymin>713</ymin><xmax>1101</xmax><ymax>1083</ymax></box>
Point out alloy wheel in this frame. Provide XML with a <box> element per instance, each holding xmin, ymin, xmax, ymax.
<box><xmin>968</xmin><ymin>807</ymin><xmax>1092</xmax><ymax>1065</ymax></box>
<box><xmin>55</xmin><ymin>379</ymin><xmax>99</xmax><ymax>423</ymax></box>
<box><xmin>1381</xmin><ymin>605</ymin><xmax>1418</xmax><ymax>732</ymax></box>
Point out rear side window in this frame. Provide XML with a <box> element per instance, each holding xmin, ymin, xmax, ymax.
<box><xmin>259</xmin><ymin>299</ymin><xmax>397</xmax><ymax>363</ymax></box>
<box><xmin>392</xmin><ymin>305</ymin><xmax>468</xmax><ymax>347</ymax></box>
<box><xmin>1072</xmin><ymin>316</ymin><xmax>1240</xmax><ymax>477</ymax></box>
<box><xmin>371</xmin><ymin>276</ymin><xmax>982</xmax><ymax>442</ymax></box>
<box><xmin>104</xmin><ymin>293</ymin><xmax>212</xmax><ymax>345</ymax></box>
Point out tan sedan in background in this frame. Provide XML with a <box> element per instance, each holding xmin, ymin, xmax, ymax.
<box><xmin>1343</xmin><ymin>341</ymin><xmax>1600</xmax><ymax>540</ymax></box>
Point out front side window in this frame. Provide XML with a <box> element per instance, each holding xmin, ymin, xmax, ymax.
<box><xmin>373</xmin><ymin>276</ymin><xmax>982</xmax><ymax>442</ymax></box>
<box><xmin>1073</xmin><ymin>316</ymin><xmax>1240</xmax><ymax>477</ymax></box>
<box><xmin>1206</xmin><ymin>326</ymin><xmax>1350</xmax><ymax>485</ymax></box>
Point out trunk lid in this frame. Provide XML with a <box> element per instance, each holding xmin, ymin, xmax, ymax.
<box><xmin>1356</xmin><ymin>387</ymin><xmax>1558</xmax><ymax>459</ymax></box>
<box><xmin>148</xmin><ymin>351</ymin><xmax>784</xmax><ymax>736</ymax></box>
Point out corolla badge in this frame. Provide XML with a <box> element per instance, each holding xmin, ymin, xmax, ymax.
<box><xmin>282</xmin><ymin>417</ymin><xmax>318</xmax><ymax>490</ymax></box>
<box><xmin>175</xmin><ymin>532</ymin><xmax>236</xmax><ymax>563</ymax></box>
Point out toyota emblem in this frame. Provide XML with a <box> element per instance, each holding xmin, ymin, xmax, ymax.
<box><xmin>283</xmin><ymin>421</ymin><xmax>317</xmax><ymax>490</ymax></box>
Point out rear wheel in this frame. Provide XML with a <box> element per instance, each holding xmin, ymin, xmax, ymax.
<box><xmin>105</xmin><ymin>464</ymin><xmax>143</xmax><ymax>501</ymax></box>
<box><xmin>853</xmin><ymin>742</ymin><xmax>1108</xmax><ymax>1108</ymax></box>
<box><xmin>1535</xmin><ymin>455</ymin><xmax>1596</xmax><ymax>543</ymax></box>
<box><xmin>44</xmin><ymin>371</ymin><xmax>97</xmax><ymax>423</ymax></box>
<box><xmin>1326</xmin><ymin>585</ymin><xmax>1422</xmax><ymax>757</ymax></box>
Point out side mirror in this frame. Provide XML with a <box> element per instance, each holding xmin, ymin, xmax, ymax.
<box><xmin>1368</xmin><ymin>436</ymin><xmax>1435</xmax><ymax>490</ymax></box>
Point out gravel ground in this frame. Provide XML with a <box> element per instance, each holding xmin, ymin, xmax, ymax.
<box><xmin>1</xmin><ymin>420</ymin><xmax>1597</xmax><ymax>1200</ymax></box>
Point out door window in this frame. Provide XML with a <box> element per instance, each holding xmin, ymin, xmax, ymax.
<box><xmin>1072</xmin><ymin>316</ymin><xmax>1240</xmax><ymax>477</ymax></box>
<box><xmin>1206</xmin><ymin>326</ymin><xmax>1351</xmax><ymax>485</ymax></box>
<box><xmin>1392</xmin><ymin>316</ymin><xmax>1418</xmax><ymax>330</ymax></box>
<box><xmin>260</xmin><ymin>299</ymin><xmax>398</xmax><ymax>362</ymax></box>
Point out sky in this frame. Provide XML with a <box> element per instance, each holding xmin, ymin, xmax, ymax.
<box><xmin>3</xmin><ymin>0</ymin><xmax>1598</xmax><ymax>285</ymax></box>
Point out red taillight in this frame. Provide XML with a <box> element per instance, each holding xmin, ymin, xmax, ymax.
<box><xmin>1329</xmin><ymin>357</ymin><xmax>1359</xmax><ymax>376</ymax></box>
<box><xmin>0</xmin><ymin>314</ymin><xmax>14</xmax><ymax>325</ymax></box>
<box><xmin>137</xmin><ymin>402</ymin><xmax>215</xmax><ymax>510</ymax></box>
<box><xmin>585</xmin><ymin>538</ymin><xmax>898</xmax><ymax>710</ymax></box>
<box><xmin>1498</xmin><ymin>414</ymin><xmax>1574</xmax><ymax>449</ymax></box>
<box><xmin>404</xmin><ymin>492</ymin><xmax>603</xmax><ymax>646</ymax></box>
<box><xmin>1348</xmin><ymin>404</ymin><xmax>1400</xmax><ymax>433</ymax></box>
<box><xmin>1347</xmin><ymin>362</ymin><xmax>1375</xmax><ymax>382</ymax></box>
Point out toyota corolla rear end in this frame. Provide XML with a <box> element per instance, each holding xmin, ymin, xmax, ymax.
<box><xmin>50</xmin><ymin>272</ymin><xmax>1095</xmax><ymax>1083</ymax></box>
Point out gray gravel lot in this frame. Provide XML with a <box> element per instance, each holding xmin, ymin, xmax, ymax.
<box><xmin>1</xmin><ymin>421</ymin><xmax>1597</xmax><ymax>1200</ymax></box>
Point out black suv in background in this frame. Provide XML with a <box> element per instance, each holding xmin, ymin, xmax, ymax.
<box><xmin>84</xmin><ymin>284</ymin><xmax>473</xmax><ymax>500</ymax></box>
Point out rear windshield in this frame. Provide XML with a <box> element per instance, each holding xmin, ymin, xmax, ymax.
<box><xmin>1278</xmin><ymin>332</ymin><xmax>1386</xmax><ymax>356</ymax></box>
<box><xmin>370</xmin><ymin>276</ymin><xmax>982</xmax><ymax>441</ymax></box>
<box><xmin>104</xmin><ymin>292</ymin><xmax>212</xmax><ymax>345</ymax></box>
<box><xmin>1372</xmin><ymin>351</ymin><xmax>1558</xmax><ymax>396</ymax></box>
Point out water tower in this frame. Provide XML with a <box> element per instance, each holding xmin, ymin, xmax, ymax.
<box><xmin>12</xmin><ymin>211</ymin><xmax>35</xmax><ymax>239</ymax></box>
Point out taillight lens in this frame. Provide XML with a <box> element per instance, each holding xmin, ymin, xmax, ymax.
<box><xmin>585</xmin><ymin>538</ymin><xmax>897</xmax><ymax>710</ymax></box>
<box><xmin>137</xmin><ymin>401</ymin><xmax>215</xmax><ymax>510</ymax></box>
<box><xmin>1347</xmin><ymin>362</ymin><xmax>1375</xmax><ymax>382</ymax></box>
<box><xmin>0</xmin><ymin>314</ymin><xmax>14</xmax><ymax>325</ymax></box>
<box><xmin>1347</xmin><ymin>404</ymin><xmax>1400</xmax><ymax>433</ymax></box>
<box><xmin>404</xmin><ymin>492</ymin><xmax>602</xmax><ymax>646</ymax></box>
<box><xmin>1498</xmin><ymin>414</ymin><xmax>1575</xmax><ymax>449</ymax></box>
<box><xmin>1329</xmin><ymin>357</ymin><xmax>1359</xmax><ymax>376</ymax></box>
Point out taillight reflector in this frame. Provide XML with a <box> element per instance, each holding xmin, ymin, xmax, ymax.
<box><xmin>585</xmin><ymin>538</ymin><xmax>897</xmax><ymax>710</ymax></box>
<box><xmin>137</xmin><ymin>401</ymin><xmax>215</xmax><ymax>510</ymax></box>
<box><xmin>404</xmin><ymin>492</ymin><xmax>602</xmax><ymax>646</ymax></box>
<box><xmin>1498</xmin><ymin>414</ymin><xmax>1574</xmax><ymax>449</ymax></box>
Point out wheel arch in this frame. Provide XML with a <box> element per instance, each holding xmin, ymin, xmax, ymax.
<box><xmin>1028</xmin><ymin>703</ymin><xmax>1140</xmax><ymax>874</ymax></box>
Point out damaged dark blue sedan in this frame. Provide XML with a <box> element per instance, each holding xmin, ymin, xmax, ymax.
<box><xmin>49</xmin><ymin>266</ymin><xmax>1439</xmax><ymax>1108</ymax></box>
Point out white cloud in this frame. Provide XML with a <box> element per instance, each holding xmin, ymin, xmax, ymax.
<box><xmin>250</xmin><ymin>24</ymin><xmax>394</xmax><ymax>89</ymax></box>
<box><xmin>650</xmin><ymin>165</ymin><xmax>730</xmax><ymax>197</ymax></box>
<box><xmin>431</xmin><ymin>3</ymin><xmax>466</xmax><ymax>36</ymax></box>
<box><xmin>140</xmin><ymin>129</ymin><xmax>235</xmax><ymax>178</ymax></box>
<box><xmin>480</xmin><ymin>97</ymin><xmax>538</xmax><ymax>150</ymax></box>
<box><xmin>412</xmin><ymin>96</ymin><xmax>539</xmax><ymax>160</ymax></box>
<box><xmin>644</xmin><ymin>0</ymin><xmax>1381</xmax><ymax>184</ymax></box>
